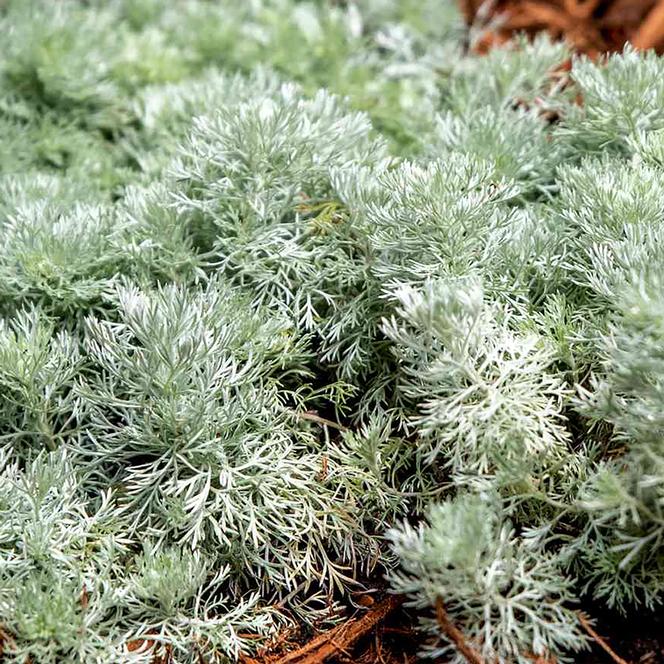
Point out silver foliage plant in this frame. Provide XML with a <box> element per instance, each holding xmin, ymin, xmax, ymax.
<box><xmin>2</xmin><ymin>0</ymin><xmax>664</xmax><ymax>662</ymax></box>
<box><xmin>382</xmin><ymin>279</ymin><xmax>571</xmax><ymax>482</ymax></box>
<box><xmin>387</xmin><ymin>494</ymin><xmax>583</xmax><ymax>663</ymax></box>
<box><xmin>80</xmin><ymin>280</ymin><xmax>383</xmax><ymax>591</ymax></box>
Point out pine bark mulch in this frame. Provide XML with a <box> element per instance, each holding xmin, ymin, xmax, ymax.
<box><xmin>461</xmin><ymin>0</ymin><xmax>664</xmax><ymax>55</ymax></box>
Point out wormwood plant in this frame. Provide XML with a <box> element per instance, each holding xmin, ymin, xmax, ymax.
<box><xmin>388</xmin><ymin>494</ymin><xmax>582</xmax><ymax>664</ymax></box>
<box><xmin>2</xmin><ymin>0</ymin><xmax>664</xmax><ymax>662</ymax></box>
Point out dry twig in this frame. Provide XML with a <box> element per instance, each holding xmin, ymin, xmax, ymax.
<box><xmin>577</xmin><ymin>612</ymin><xmax>632</xmax><ymax>664</ymax></box>
<box><xmin>297</xmin><ymin>411</ymin><xmax>348</xmax><ymax>433</ymax></box>
<box><xmin>434</xmin><ymin>598</ymin><xmax>485</xmax><ymax>664</ymax></box>
<box><xmin>271</xmin><ymin>595</ymin><xmax>404</xmax><ymax>664</ymax></box>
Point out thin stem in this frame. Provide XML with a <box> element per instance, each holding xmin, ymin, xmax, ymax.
<box><xmin>435</xmin><ymin>598</ymin><xmax>485</xmax><ymax>664</ymax></box>
<box><xmin>577</xmin><ymin>612</ymin><xmax>631</xmax><ymax>664</ymax></box>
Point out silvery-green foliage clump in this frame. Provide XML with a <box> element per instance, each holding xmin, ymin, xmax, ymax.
<box><xmin>0</xmin><ymin>198</ymin><xmax>121</xmax><ymax>315</ymax></box>
<box><xmin>3</xmin><ymin>0</ymin><xmax>664</xmax><ymax>661</ymax></box>
<box><xmin>559</xmin><ymin>47</ymin><xmax>664</xmax><ymax>156</ymax></box>
<box><xmin>571</xmin><ymin>275</ymin><xmax>664</xmax><ymax>610</ymax></box>
<box><xmin>79</xmin><ymin>280</ymin><xmax>386</xmax><ymax>591</ymax></box>
<box><xmin>0</xmin><ymin>309</ymin><xmax>83</xmax><ymax>455</ymax></box>
<box><xmin>388</xmin><ymin>494</ymin><xmax>584</xmax><ymax>663</ymax></box>
<box><xmin>0</xmin><ymin>449</ymin><xmax>273</xmax><ymax>664</ymax></box>
<box><xmin>554</xmin><ymin>157</ymin><xmax>664</xmax><ymax>303</ymax></box>
<box><xmin>382</xmin><ymin>279</ymin><xmax>571</xmax><ymax>484</ymax></box>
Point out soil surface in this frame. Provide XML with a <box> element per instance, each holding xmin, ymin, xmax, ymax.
<box><xmin>246</xmin><ymin>593</ymin><xmax>663</xmax><ymax>663</ymax></box>
<box><xmin>576</xmin><ymin>603</ymin><xmax>664</xmax><ymax>663</ymax></box>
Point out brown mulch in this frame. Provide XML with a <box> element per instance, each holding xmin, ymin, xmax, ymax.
<box><xmin>461</xmin><ymin>0</ymin><xmax>664</xmax><ymax>55</ymax></box>
<box><xmin>238</xmin><ymin>595</ymin><xmax>664</xmax><ymax>664</ymax></box>
<box><xmin>240</xmin><ymin>595</ymin><xmax>418</xmax><ymax>664</ymax></box>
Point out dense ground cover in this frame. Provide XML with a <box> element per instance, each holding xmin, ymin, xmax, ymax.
<box><xmin>2</xmin><ymin>1</ymin><xmax>664</xmax><ymax>662</ymax></box>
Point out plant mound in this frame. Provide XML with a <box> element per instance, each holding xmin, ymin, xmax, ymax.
<box><xmin>2</xmin><ymin>1</ymin><xmax>664</xmax><ymax>663</ymax></box>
